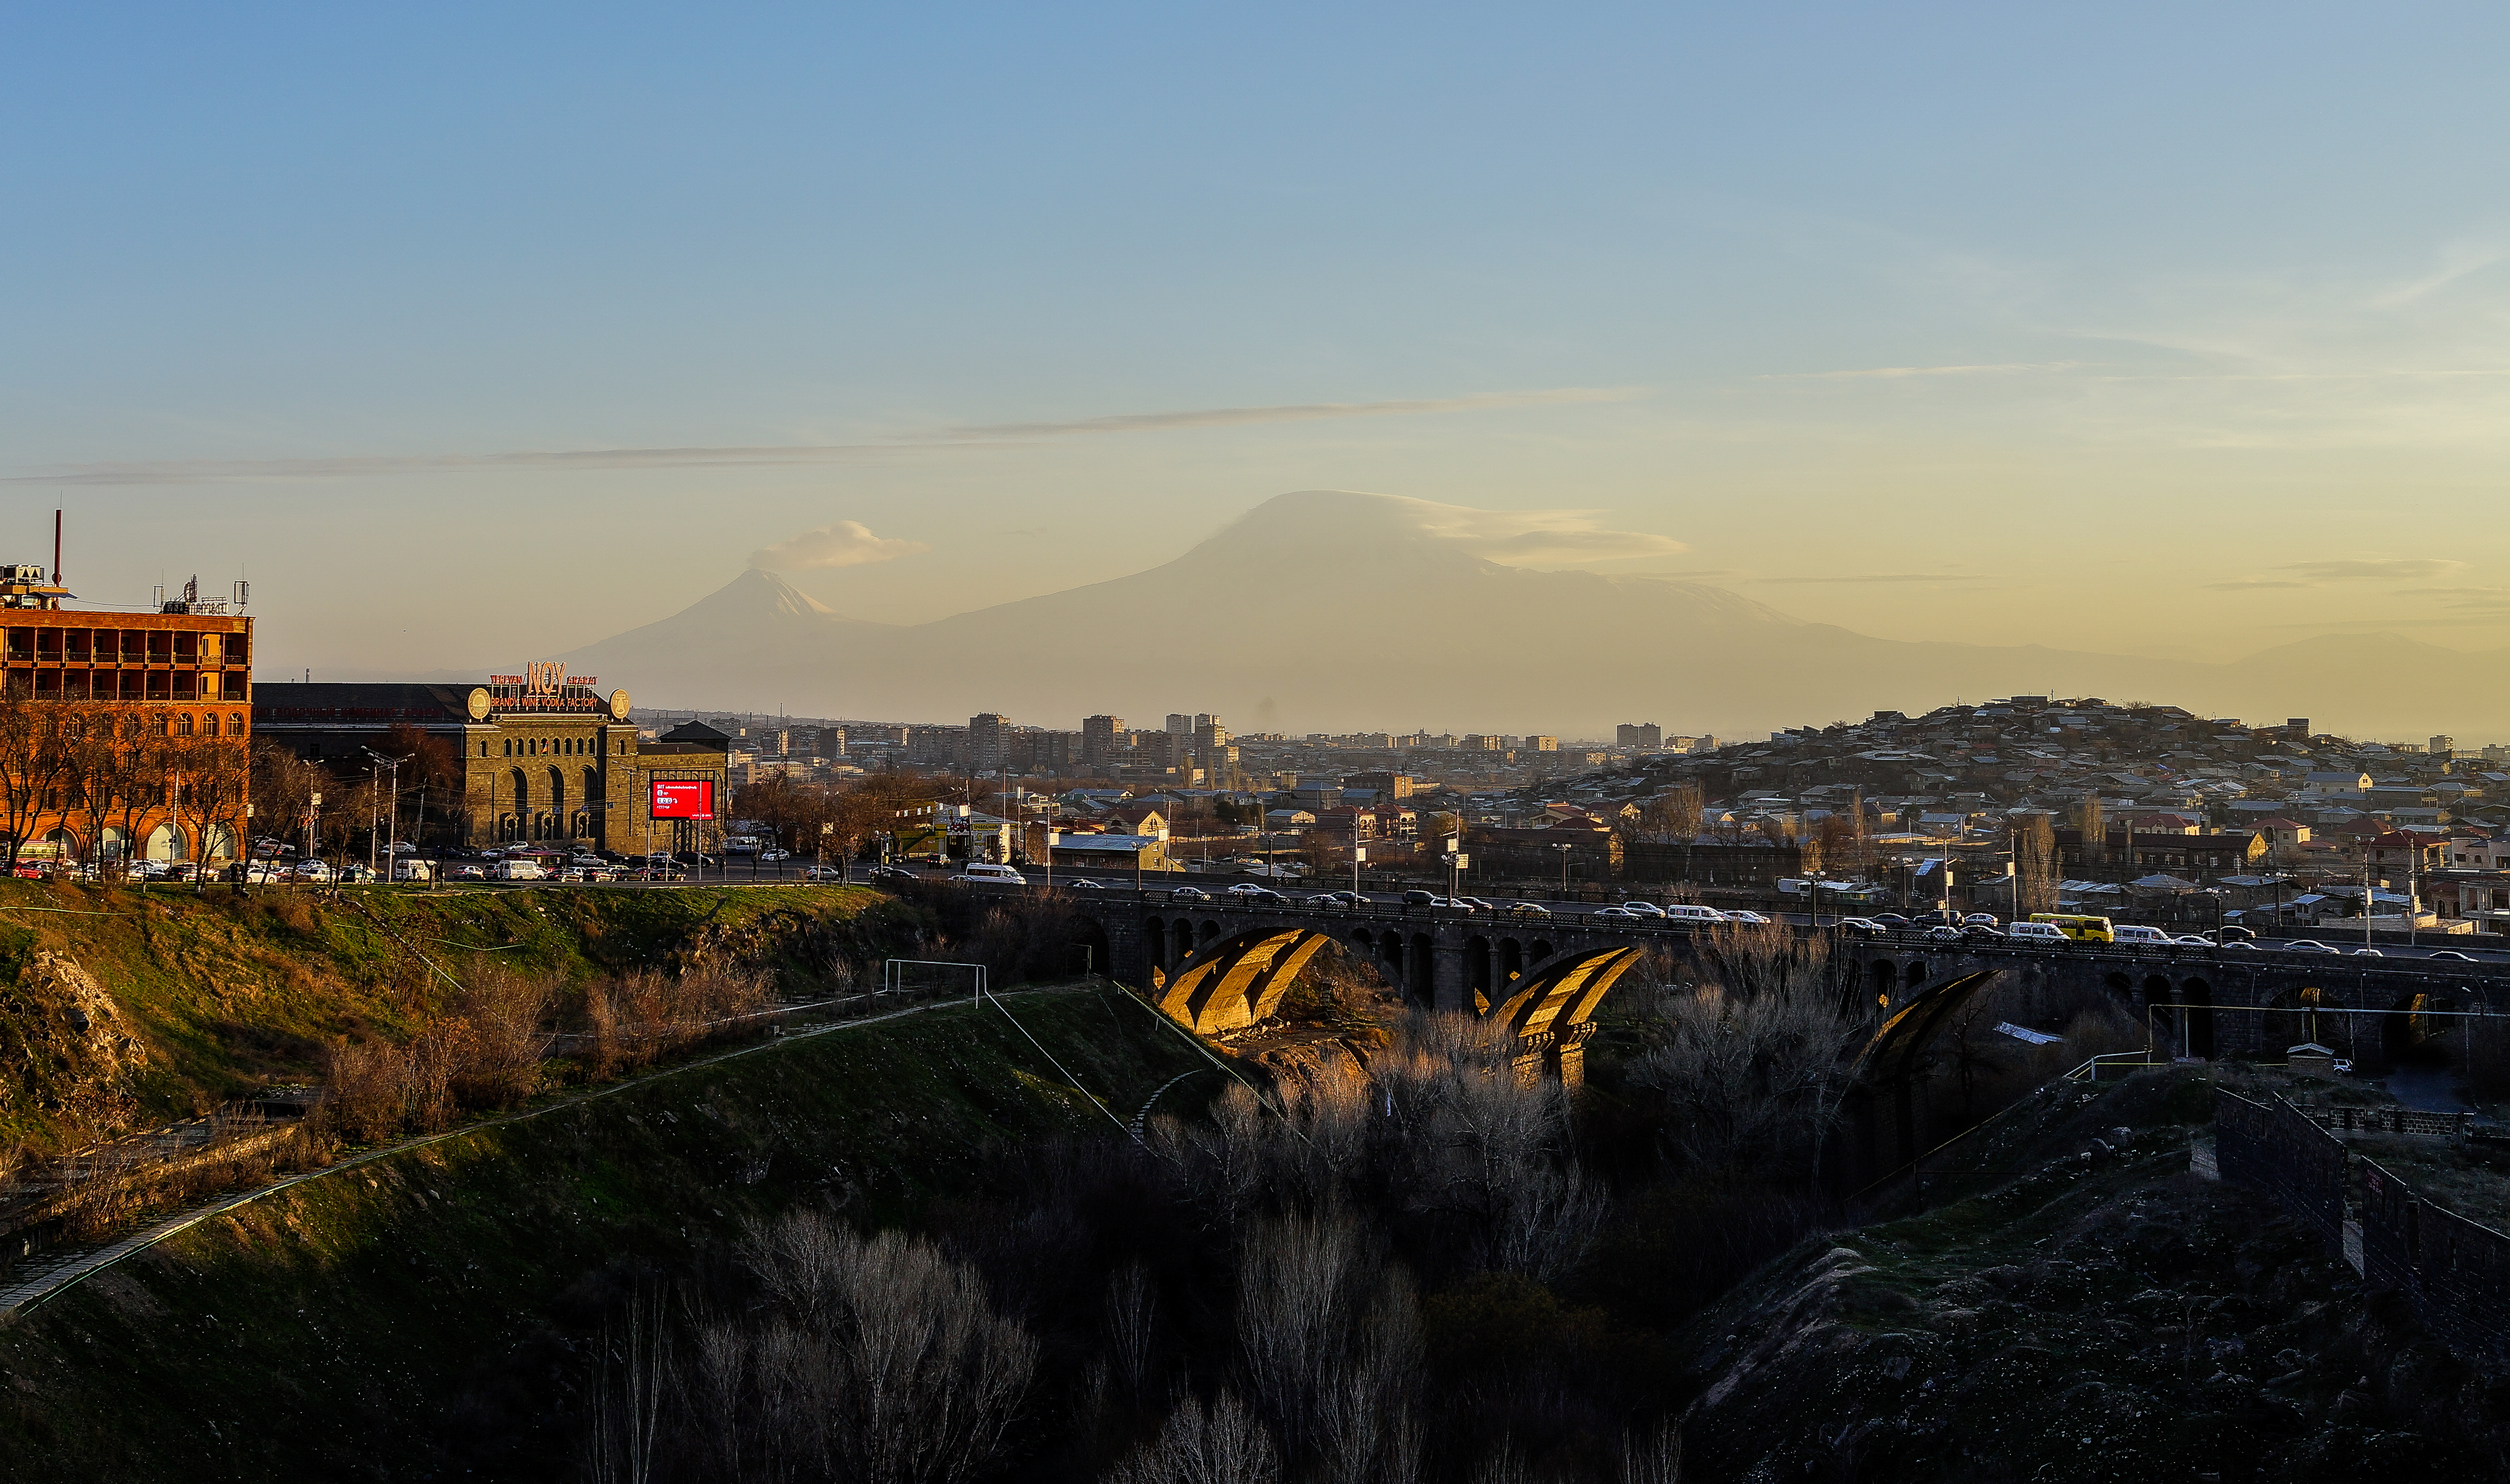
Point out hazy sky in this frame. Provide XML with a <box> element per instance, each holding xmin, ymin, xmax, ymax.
<box><xmin>8</xmin><ymin>4</ymin><xmax>2510</xmax><ymax>680</ymax></box>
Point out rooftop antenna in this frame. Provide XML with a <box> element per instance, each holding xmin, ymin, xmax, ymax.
<box><xmin>51</xmin><ymin>510</ymin><xmax>61</xmax><ymax>585</ymax></box>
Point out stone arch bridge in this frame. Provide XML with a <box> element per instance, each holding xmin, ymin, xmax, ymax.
<box><xmin>1070</xmin><ymin>890</ymin><xmax>2510</xmax><ymax>1086</ymax></box>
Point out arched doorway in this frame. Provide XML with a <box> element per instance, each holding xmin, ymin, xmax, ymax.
<box><xmin>547</xmin><ymin>767</ymin><xmax>567</xmax><ymax>836</ymax></box>
<box><xmin>143</xmin><ymin>824</ymin><xmax>187</xmax><ymax>862</ymax></box>
<box><xmin>1144</xmin><ymin>916</ymin><xmax>1168</xmax><ymax>972</ymax></box>
<box><xmin>509</xmin><ymin>769</ymin><xmax>531</xmax><ymax>840</ymax></box>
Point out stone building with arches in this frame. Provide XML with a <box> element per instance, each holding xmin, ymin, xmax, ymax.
<box><xmin>252</xmin><ymin>667</ymin><xmax>726</xmax><ymax>852</ymax></box>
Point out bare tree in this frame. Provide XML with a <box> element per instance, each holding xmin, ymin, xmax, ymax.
<box><xmin>1627</xmin><ymin>920</ymin><xmax>1864</xmax><ymax>1181</ymax></box>
<box><xmin>734</xmin><ymin>1212</ymin><xmax>1038</xmax><ymax>1484</ymax></box>
<box><xmin>2012</xmin><ymin>813</ymin><xmax>2059</xmax><ymax>918</ymax></box>
<box><xmin>1104</xmin><ymin>1391</ymin><xmax>1281</xmax><ymax>1484</ymax></box>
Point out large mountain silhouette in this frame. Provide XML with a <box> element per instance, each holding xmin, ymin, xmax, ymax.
<box><xmin>561</xmin><ymin>490</ymin><xmax>2502</xmax><ymax>738</ymax></box>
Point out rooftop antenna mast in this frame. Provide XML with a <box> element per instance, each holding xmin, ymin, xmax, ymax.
<box><xmin>51</xmin><ymin>510</ymin><xmax>61</xmax><ymax>585</ymax></box>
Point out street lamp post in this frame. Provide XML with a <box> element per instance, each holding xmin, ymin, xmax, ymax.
<box><xmin>1554</xmin><ymin>840</ymin><xmax>1573</xmax><ymax>903</ymax></box>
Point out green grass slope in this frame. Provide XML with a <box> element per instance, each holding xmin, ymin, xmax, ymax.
<box><xmin>0</xmin><ymin>881</ymin><xmax>905</xmax><ymax>1150</ymax></box>
<box><xmin>0</xmin><ymin>986</ymin><xmax>1205</xmax><ymax>1482</ymax></box>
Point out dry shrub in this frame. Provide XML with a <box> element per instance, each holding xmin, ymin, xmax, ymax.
<box><xmin>586</xmin><ymin>966</ymin><xmax>774</xmax><ymax>1073</ymax></box>
<box><xmin>51</xmin><ymin>1117</ymin><xmax>336</xmax><ymax>1242</ymax></box>
<box><xmin>710</xmin><ymin>1211</ymin><xmax>1039</xmax><ymax>1484</ymax></box>
<box><xmin>263</xmin><ymin>892</ymin><xmax>320</xmax><ymax>936</ymax></box>
<box><xmin>321</xmin><ymin>1036</ymin><xmax>421</xmax><ymax>1145</ymax></box>
<box><xmin>449</xmin><ymin>966</ymin><xmax>554</xmax><ymax>1108</ymax></box>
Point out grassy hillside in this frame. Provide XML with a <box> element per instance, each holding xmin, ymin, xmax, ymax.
<box><xmin>0</xmin><ymin>985</ymin><xmax>1207</xmax><ymax>1482</ymax></box>
<box><xmin>0</xmin><ymin>881</ymin><xmax>908</xmax><ymax>1151</ymax></box>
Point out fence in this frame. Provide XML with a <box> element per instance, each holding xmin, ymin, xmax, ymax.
<box><xmin>2214</xmin><ymin>1089</ymin><xmax>2349</xmax><ymax>1246</ymax></box>
<box><xmin>2217</xmin><ymin>1089</ymin><xmax>2510</xmax><ymax>1374</ymax></box>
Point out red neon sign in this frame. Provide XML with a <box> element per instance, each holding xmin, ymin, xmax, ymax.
<box><xmin>651</xmin><ymin>780</ymin><xmax>715</xmax><ymax>821</ymax></box>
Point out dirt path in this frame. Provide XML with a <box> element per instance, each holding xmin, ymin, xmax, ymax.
<box><xmin>0</xmin><ymin>985</ymin><xmax>1074</xmax><ymax>1323</ymax></box>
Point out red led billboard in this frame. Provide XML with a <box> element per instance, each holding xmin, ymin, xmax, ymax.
<box><xmin>650</xmin><ymin>779</ymin><xmax>715</xmax><ymax>821</ymax></box>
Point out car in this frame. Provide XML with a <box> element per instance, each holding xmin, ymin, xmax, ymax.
<box><xmin>1839</xmin><ymin>916</ymin><xmax>1888</xmax><ymax>936</ymax></box>
<box><xmin>1224</xmin><ymin>882</ymin><xmax>1273</xmax><ymax>898</ymax></box>
<box><xmin>1961</xmin><ymin>924</ymin><xmax>2005</xmax><ymax>940</ymax></box>
<box><xmin>568</xmin><ymin>855</ymin><xmax>607</xmax><ymax>869</ymax></box>
<box><xmin>2332</xmin><ymin>1057</ymin><xmax>2355</xmax><ymax>1074</ymax></box>
<box><xmin>1963</xmin><ymin>913</ymin><xmax>2000</xmax><ymax>927</ymax></box>
<box><xmin>1457</xmin><ymin>896</ymin><xmax>1495</xmax><ymax>911</ymax></box>
<box><xmin>1592</xmin><ymin>906</ymin><xmax>1639</xmax><ymax>920</ymax></box>
<box><xmin>867</xmin><ymin>865</ymin><xmax>918</xmax><ymax>884</ymax></box>
<box><xmin>1925</xmin><ymin>926</ymin><xmax>1964</xmax><ymax>943</ymax></box>
<box><xmin>802</xmin><ymin>865</ymin><xmax>847</xmax><ymax>882</ymax></box>
<box><xmin>671</xmin><ymin>852</ymin><xmax>722</xmax><ymax>869</ymax></box>
<box><xmin>1503</xmin><ymin>901</ymin><xmax>1553</xmax><ymax>919</ymax></box>
<box><xmin>2222</xmin><ymin>940</ymin><xmax>2259</xmax><ymax>950</ymax></box>
<box><xmin>1869</xmin><ymin>913</ymin><xmax>1913</xmax><ymax>929</ymax></box>
<box><xmin>1402</xmin><ymin>890</ymin><xmax>1438</xmax><ymax>906</ymax></box>
<box><xmin>1064</xmin><ymin>877</ymin><xmax>1105</xmax><ymax>891</ymax></box>
<box><xmin>1725</xmin><ymin>910</ymin><xmax>1771</xmax><ymax>925</ymax></box>
<box><xmin>1310</xmin><ymin>891</ymin><xmax>1361</xmax><ymax>907</ymax></box>
<box><xmin>759</xmin><ymin>849</ymin><xmax>791</xmax><ymax>863</ymax></box>
<box><xmin>2352</xmin><ymin>947</ymin><xmax>2385</xmax><ymax>957</ymax></box>
<box><xmin>2428</xmin><ymin>949</ymin><xmax>2477</xmax><ymax>961</ymax></box>
<box><xmin>2172</xmin><ymin>935</ymin><xmax>2211</xmax><ymax>947</ymax></box>
<box><xmin>2283</xmin><ymin>940</ymin><xmax>2336</xmax><ymax>953</ymax></box>
<box><xmin>294</xmin><ymin>860</ymin><xmax>334</xmax><ymax>882</ymax></box>
<box><xmin>2209</xmin><ymin>926</ymin><xmax>2257</xmax><ymax>944</ymax></box>
<box><xmin>450</xmin><ymin>866</ymin><xmax>487</xmax><ymax>881</ymax></box>
<box><xmin>2006</xmin><ymin>920</ymin><xmax>2067</xmax><ymax>943</ymax></box>
<box><xmin>1908</xmin><ymin>911</ymin><xmax>1963</xmax><ymax>929</ymax></box>
<box><xmin>1170</xmin><ymin>887</ymin><xmax>1212</xmax><ymax>902</ymax></box>
<box><xmin>1619</xmin><ymin>901</ymin><xmax>1668</xmax><ymax>918</ymax></box>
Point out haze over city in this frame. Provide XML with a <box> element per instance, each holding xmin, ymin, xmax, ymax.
<box><xmin>21</xmin><ymin>9</ymin><xmax>2510</xmax><ymax>1484</ymax></box>
<box><xmin>10</xmin><ymin>5</ymin><xmax>2510</xmax><ymax>740</ymax></box>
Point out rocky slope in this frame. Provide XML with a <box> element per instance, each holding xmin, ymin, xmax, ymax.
<box><xmin>1677</xmin><ymin>1070</ymin><xmax>2510</xmax><ymax>1481</ymax></box>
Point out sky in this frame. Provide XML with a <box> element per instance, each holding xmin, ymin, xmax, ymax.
<box><xmin>7</xmin><ymin>4</ymin><xmax>2510</xmax><ymax>688</ymax></box>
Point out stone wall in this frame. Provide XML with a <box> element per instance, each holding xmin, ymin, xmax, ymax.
<box><xmin>2218</xmin><ymin>1088</ymin><xmax>2510</xmax><ymax>1376</ymax></box>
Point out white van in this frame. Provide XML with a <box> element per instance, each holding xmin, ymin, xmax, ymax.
<box><xmin>953</xmin><ymin>863</ymin><xmax>1028</xmax><ymax>885</ymax></box>
<box><xmin>1663</xmin><ymin>904</ymin><xmax>1729</xmax><ymax>924</ymax></box>
<box><xmin>492</xmin><ymin>858</ymin><xmax>547</xmax><ymax>881</ymax></box>
<box><xmin>2005</xmin><ymin>920</ymin><xmax>2067</xmax><ymax>944</ymax></box>
<box><xmin>2111</xmin><ymin>924</ymin><xmax>2172</xmax><ymax>946</ymax></box>
<box><xmin>391</xmin><ymin>860</ymin><xmax>435</xmax><ymax>882</ymax></box>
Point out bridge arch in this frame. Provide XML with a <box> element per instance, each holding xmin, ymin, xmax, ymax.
<box><xmin>1152</xmin><ymin>925</ymin><xmax>1338</xmax><ymax>1035</ymax></box>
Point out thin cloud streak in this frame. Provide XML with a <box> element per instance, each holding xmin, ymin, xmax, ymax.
<box><xmin>1751</xmin><ymin>572</ymin><xmax>1989</xmax><ymax>585</ymax></box>
<box><xmin>1762</xmin><ymin>361</ymin><xmax>2080</xmax><ymax>380</ymax></box>
<box><xmin>2</xmin><ymin>387</ymin><xmax>1638</xmax><ymax>486</ymax></box>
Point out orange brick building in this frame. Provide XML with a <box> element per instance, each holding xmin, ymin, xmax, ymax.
<box><xmin>0</xmin><ymin>567</ymin><xmax>254</xmax><ymax>864</ymax></box>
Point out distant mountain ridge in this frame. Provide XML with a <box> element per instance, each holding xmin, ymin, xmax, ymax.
<box><xmin>556</xmin><ymin>490</ymin><xmax>2506</xmax><ymax>738</ymax></box>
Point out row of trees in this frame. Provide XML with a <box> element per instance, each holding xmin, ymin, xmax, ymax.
<box><xmin>0</xmin><ymin>695</ymin><xmax>251</xmax><ymax>872</ymax></box>
<box><xmin>732</xmin><ymin>771</ymin><xmax>947</xmax><ymax>865</ymax></box>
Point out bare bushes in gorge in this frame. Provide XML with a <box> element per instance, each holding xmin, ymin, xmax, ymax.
<box><xmin>579</xmin><ymin>1010</ymin><xmax>1684</xmax><ymax>1484</ymax></box>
